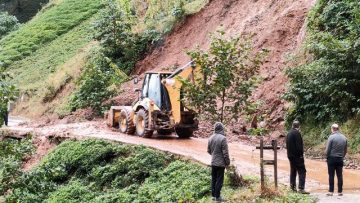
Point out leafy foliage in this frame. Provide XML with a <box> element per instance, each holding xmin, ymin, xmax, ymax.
<box><xmin>285</xmin><ymin>0</ymin><xmax>360</xmax><ymax>124</ymax></box>
<box><xmin>4</xmin><ymin>139</ymin><xmax>212</xmax><ymax>203</ymax></box>
<box><xmin>0</xmin><ymin>138</ymin><xmax>33</xmax><ymax>195</ymax></box>
<box><xmin>93</xmin><ymin>0</ymin><xmax>157</xmax><ymax>74</ymax></box>
<box><xmin>69</xmin><ymin>51</ymin><xmax>122</xmax><ymax>115</ymax></box>
<box><xmin>0</xmin><ymin>12</ymin><xmax>20</xmax><ymax>39</ymax></box>
<box><xmin>136</xmin><ymin>160</ymin><xmax>210</xmax><ymax>202</ymax></box>
<box><xmin>69</xmin><ymin>0</ymin><xmax>161</xmax><ymax>114</ymax></box>
<box><xmin>181</xmin><ymin>31</ymin><xmax>267</xmax><ymax>124</ymax></box>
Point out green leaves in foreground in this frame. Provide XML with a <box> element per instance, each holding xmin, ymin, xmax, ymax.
<box><xmin>4</xmin><ymin>139</ymin><xmax>211</xmax><ymax>203</ymax></box>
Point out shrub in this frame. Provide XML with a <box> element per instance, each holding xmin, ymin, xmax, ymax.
<box><xmin>4</xmin><ymin>139</ymin><xmax>212</xmax><ymax>202</ymax></box>
<box><xmin>93</xmin><ymin>0</ymin><xmax>159</xmax><ymax>74</ymax></box>
<box><xmin>285</xmin><ymin>0</ymin><xmax>360</xmax><ymax>124</ymax></box>
<box><xmin>69</xmin><ymin>53</ymin><xmax>121</xmax><ymax>115</ymax></box>
<box><xmin>0</xmin><ymin>138</ymin><xmax>33</xmax><ymax>195</ymax></box>
<box><xmin>0</xmin><ymin>12</ymin><xmax>19</xmax><ymax>39</ymax></box>
<box><xmin>135</xmin><ymin>160</ymin><xmax>211</xmax><ymax>203</ymax></box>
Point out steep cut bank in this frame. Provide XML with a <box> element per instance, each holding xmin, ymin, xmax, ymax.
<box><xmin>133</xmin><ymin>0</ymin><xmax>315</xmax><ymax>135</ymax></box>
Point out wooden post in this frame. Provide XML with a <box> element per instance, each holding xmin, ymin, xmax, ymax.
<box><xmin>256</xmin><ymin>138</ymin><xmax>280</xmax><ymax>191</ymax></box>
<box><xmin>260</xmin><ymin>136</ymin><xmax>265</xmax><ymax>190</ymax></box>
<box><xmin>273</xmin><ymin>140</ymin><xmax>278</xmax><ymax>189</ymax></box>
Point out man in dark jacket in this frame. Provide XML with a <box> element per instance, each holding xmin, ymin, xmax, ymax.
<box><xmin>207</xmin><ymin>122</ymin><xmax>230</xmax><ymax>202</ymax></box>
<box><xmin>286</xmin><ymin>120</ymin><xmax>309</xmax><ymax>194</ymax></box>
<box><xmin>325</xmin><ymin>123</ymin><xmax>347</xmax><ymax>196</ymax></box>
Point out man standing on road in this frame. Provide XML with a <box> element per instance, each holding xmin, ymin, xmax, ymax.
<box><xmin>286</xmin><ymin>120</ymin><xmax>309</xmax><ymax>194</ymax></box>
<box><xmin>207</xmin><ymin>122</ymin><xmax>230</xmax><ymax>202</ymax></box>
<box><xmin>1</xmin><ymin>102</ymin><xmax>9</xmax><ymax>126</ymax></box>
<box><xmin>325</xmin><ymin>123</ymin><xmax>347</xmax><ymax>196</ymax></box>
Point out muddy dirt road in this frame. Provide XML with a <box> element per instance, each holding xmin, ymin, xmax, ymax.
<box><xmin>3</xmin><ymin>119</ymin><xmax>360</xmax><ymax>199</ymax></box>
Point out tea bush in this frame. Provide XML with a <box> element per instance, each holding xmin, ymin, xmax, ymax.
<box><xmin>0</xmin><ymin>0</ymin><xmax>102</xmax><ymax>67</ymax></box>
<box><xmin>136</xmin><ymin>160</ymin><xmax>211</xmax><ymax>202</ymax></box>
<box><xmin>0</xmin><ymin>138</ymin><xmax>33</xmax><ymax>195</ymax></box>
<box><xmin>4</xmin><ymin>139</ymin><xmax>212</xmax><ymax>202</ymax></box>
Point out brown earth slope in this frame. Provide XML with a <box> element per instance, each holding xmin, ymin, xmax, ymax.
<box><xmin>120</xmin><ymin>0</ymin><xmax>315</xmax><ymax>137</ymax></box>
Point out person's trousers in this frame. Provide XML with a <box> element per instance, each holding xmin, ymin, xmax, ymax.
<box><xmin>289</xmin><ymin>157</ymin><xmax>306</xmax><ymax>190</ymax></box>
<box><xmin>211</xmin><ymin>166</ymin><xmax>225</xmax><ymax>198</ymax></box>
<box><xmin>4</xmin><ymin>111</ymin><xmax>8</xmax><ymax>126</ymax></box>
<box><xmin>327</xmin><ymin>157</ymin><xmax>344</xmax><ymax>193</ymax></box>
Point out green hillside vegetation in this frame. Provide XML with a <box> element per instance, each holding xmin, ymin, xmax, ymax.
<box><xmin>68</xmin><ymin>0</ymin><xmax>209</xmax><ymax>115</ymax></box>
<box><xmin>2</xmin><ymin>139</ymin><xmax>210</xmax><ymax>202</ymax></box>
<box><xmin>8</xmin><ymin>18</ymin><xmax>97</xmax><ymax>117</ymax></box>
<box><xmin>0</xmin><ymin>137</ymin><xmax>34</xmax><ymax>195</ymax></box>
<box><xmin>0</xmin><ymin>0</ymin><xmax>102</xmax><ymax>67</ymax></box>
<box><xmin>286</xmin><ymin>0</ymin><xmax>360</xmax><ymax>152</ymax></box>
<box><xmin>0</xmin><ymin>138</ymin><xmax>314</xmax><ymax>203</ymax></box>
<box><xmin>0</xmin><ymin>0</ymin><xmax>209</xmax><ymax>117</ymax></box>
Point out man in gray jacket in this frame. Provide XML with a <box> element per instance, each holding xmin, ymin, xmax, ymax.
<box><xmin>207</xmin><ymin>122</ymin><xmax>230</xmax><ymax>202</ymax></box>
<box><xmin>325</xmin><ymin>123</ymin><xmax>347</xmax><ymax>196</ymax></box>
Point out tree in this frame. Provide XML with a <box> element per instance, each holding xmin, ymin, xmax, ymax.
<box><xmin>180</xmin><ymin>31</ymin><xmax>268</xmax><ymax>124</ymax></box>
<box><xmin>92</xmin><ymin>0</ymin><xmax>158</xmax><ymax>73</ymax></box>
<box><xmin>0</xmin><ymin>12</ymin><xmax>19</xmax><ymax>38</ymax></box>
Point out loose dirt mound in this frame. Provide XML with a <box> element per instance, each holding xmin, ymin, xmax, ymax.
<box><xmin>22</xmin><ymin>136</ymin><xmax>57</xmax><ymax>171</ymax></box>
<box><xmin>130</xmin><ymin>0</ymin><xmax>315</xmax><ymax>137</ymax></box>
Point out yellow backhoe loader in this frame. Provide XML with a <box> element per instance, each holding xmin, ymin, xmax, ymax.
<box><xmin>107</xmin><ymin>61</ymin><xmax>200</xmax><ymax>138</ymax></box>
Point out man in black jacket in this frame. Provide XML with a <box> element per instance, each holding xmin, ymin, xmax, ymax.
<box><xmin>286</xmin><ymin>120</ymin><xmax>309</xmax><ymax>194</ymax></box>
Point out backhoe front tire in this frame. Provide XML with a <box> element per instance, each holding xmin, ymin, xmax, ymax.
<box><xmin>135</xmin><ymin>109</ymin><xmax>153</xmax><ymax>138</ymax></box>
<box><xmin>175</xmin><ymin>127</ymin><xmax>193</xmax><ymax>138</ymax></box>
<box><xmin>119</xmin><ymin>109</ymin><xmax>135</xmax><ymax>134</ymax></box>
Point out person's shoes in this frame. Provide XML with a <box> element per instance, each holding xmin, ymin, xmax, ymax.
<box><xmin>338</xmin><ymin>193</ymin><xmax>343</xmax><ymax>196</ymax></box>
<box><xmin>212</xmin><ymin>197</ymin><xmax>216</xmax><ymax>201</ymax></box>
<box><xmin>298</xmin><ymin>189</ymin><xmax>310</xmax><ymax>194</ymax></box>
<box><xmin>215</xmin><ymin>197</ymin><xmax>227</xmax><ymax>202</ymax></box>
<box><xmin>326</xmin><ymin>192</ymin><xmax>333</xmax><ymax>196</ymax></box>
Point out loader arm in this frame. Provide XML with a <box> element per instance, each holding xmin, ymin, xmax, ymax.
<box><xmin>162</xmin><ymin>61</ymin><xmax>201</xmax><ymax>124</ymax></box>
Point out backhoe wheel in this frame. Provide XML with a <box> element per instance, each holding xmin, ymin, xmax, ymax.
<box><xmin>175</xmin><ymin>127</ymin><xmax>193</xmax><ymax>138</ymax></box>
<box><xmin>135</xmin><ymin>109</ymin><xmax>153</xmax><ymax>138</ymax></box>
<box><xmin>119</xmin><ymin>109</ymin><xmax>135</xmax><ymax>134</ymax></box>
<box><xmin>157</xmin><ymin>129</ymin><xmax>172</xmax><ymax>135</ymax></box>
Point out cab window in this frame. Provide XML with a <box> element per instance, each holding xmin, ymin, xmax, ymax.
<box><xmin>148</xmin><ymin>74</ymin><xmax>161</xmax><ymax>107</ymax></box>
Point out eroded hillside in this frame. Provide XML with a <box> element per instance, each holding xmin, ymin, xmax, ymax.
<box><xmin>120</xmin><ymin>0</ymin><xmax>316</xmax><ymax>136</ymax></box>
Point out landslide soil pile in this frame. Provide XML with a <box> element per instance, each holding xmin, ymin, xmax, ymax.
<box><xmin>113</xmin><ymin>0</ymin><xmax>316</xmax><ymax>138</ymax></box>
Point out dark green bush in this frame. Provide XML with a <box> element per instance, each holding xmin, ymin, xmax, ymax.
<box><xmin>0</xmin><ymin>138</ymin><xmax>33</xmax><ymax>195</ymax></box>
<box><xmin>135</xmin><ymin>160</ymin><xmax>211</xmax><ymax>203</ymax></box>
<box><xmin>93</xmin><ymin>0</ymin><xmax>159</xmax><ymax>73</ymax></box>
<box><xmin>0</xmin><ymin>12</ymin><xmax>19</xmax><ymax>39</ymax></box>
<box><xmin>5</xmin><ymin>139</ymin><xmax>211</xmax><ymax>203</ymax></box>
<box><xmin>69</xmin><ymin>52</ymin><xmax>118</xmax><ymax>115</ymax></box>
<box><xmin>286</xmin><ymin>0</ymin><xmax>360</xmax><ymax>124</ymax></box>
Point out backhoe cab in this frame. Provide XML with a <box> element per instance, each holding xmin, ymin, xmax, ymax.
<box><xmin>107</xmin><ymin>62</ymin><xmax>199</xmax><ymax>138</ymax></box>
